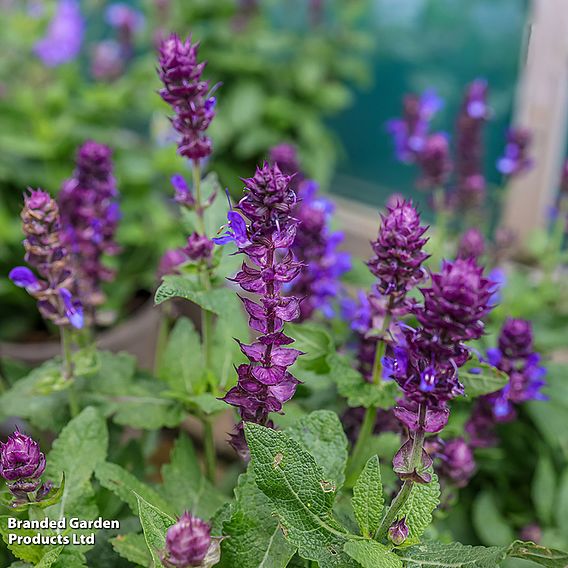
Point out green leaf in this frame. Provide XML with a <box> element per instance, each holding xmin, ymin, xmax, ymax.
<box><xmin>460</xmin><ymin>358</ymin><xmax>509</xmax><ymax>398</ymax></box>
<box><xmin>51</xmin><ymin>549</ymin><xmax>87</xmax><ymax>568</ymax></box>
<box><xmin>532</xmin><ymin>455</ymin><xmax>556</xmax><ymax>525</ymax></box>
<box><xmin>183</xmin><ymin>393</ymin><xmax>227</xmax><ymax>415</ymax></box>
<box><xmin>45</xmin><ymin>407</ymin><xmax>108</xmax><ymax>519</ymax></box>
<box><xmin>286</xmin><ymin>323</ymin><xmax>332</xmax><ymax>363</ymax></box>
<box><xmin>0</xmin><ymin>516</ymin><xmax>47</xmax><ymax>563</ymax></box>
<box><xmin>110</xmin><ymin>533</ymin><xmax>152</xmax><ymax>567</ymax></box>
<box><xmin>327</xmin><ymin>353</ymin><xmax>399</xmax><ymax>409</ymax></box>
<box><xmin>352</xmin><ymin>455</ymin><xmax>383</xmax><ymax>538</ymax></box>
<box><xmin>286</xmin><ymin>410</ymin><xmax>348</xmax><ymax>489</ymax></box>
<box><xmin>401</xmin><ymin>542</ymin><xmax>508</xmax><ymax>567</ymax></box>
<box><xmin>136</xmin><ymin>493</ymin><xmax>175</xmax><ymax>568</ymax></box>
<box><xmin>397</xmin><ymin>474</ymin><xmax>440</xmax><ymax>542</ymax></box>
<box><xmin>88</xmin><ymin>351</ymin><xmax>136</xmax><ymax>395</ymax></box>
<box><xmin>344</xmin><ymin>540</ymin><xmax>403</xmax><ymax>568</ymax></box>
<box><xmin>507</xmin><ymin>540</ymin><xmax>568</xmax><ymax>568</ymax></box>
<box><xmin>95</xmin><ymin>462</ymin><xmax>174</xmax><ymax>517</ymax></box>
<box><xmin>472</xmin><ymin>491</ymin><xmax>515</xmax><ymax>547</ymax></box>
<box><xmin>244</xmin><ymin>422</ymin><xmax>358</xmax><ymax>568</ymax></box>
<box><xmin>36</xmin><ymin>547</ymin><xmax>64</xmax><ymax>568</ymax></box>
<box><xmin>161</xmin><ymin>434</ymin><xmax>225</xmax><ymax>518</ymax></box>
<box><xmin>219</xmin><ymin>474</ymin><xmax>296</xmax><ymax>568</ymax></box>
<box><xmin>158</xmin><ymin>317</ymin><xmax>204</xmax><ymax>395</ymax></box>
<box><xmin>155</xmin><ymin>275</ymin><xmax>233</xmax><ymax>314</ymax></box>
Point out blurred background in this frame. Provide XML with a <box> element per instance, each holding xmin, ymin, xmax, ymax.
<box><xmin>0</xmin><ymin>0</ymin><xmax>553</xmax><ymax>343</ymax></box>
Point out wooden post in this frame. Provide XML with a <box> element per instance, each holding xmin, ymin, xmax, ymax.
<box><xmin>502</xmin><ymin>0</ymin><xmax>568</xmax><ymax>243</ymax></box>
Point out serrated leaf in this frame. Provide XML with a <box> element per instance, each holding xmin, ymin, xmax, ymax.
<box><xmin>286</xmin><ymin>410</ymin><xmax>348</xmax><ymax>489</ymax></box>
<box><xmin>532</xmin><ymin>455</ymin><xmax>556</xmax><ymax>525</ymax></box>
<box><xmin>327</xmin><ymin>353</ymin><xmax>399</xmax><ymax>409</ymax></box>
<box><xmin>111</xmin><ymin>533</ymin><xmax>152</xmax><ymax>567</ymax></box>
<box><xmin>51</xmin><ymin>549</ymin><xmax>87</xmax><ymax>568</ymax></box>
<box><xmin>401</xmin><ymin>542</ymin><xmax>507</xmax><ymax>567</ymax></box>
<box><xmin>344</xmin><ymin>540</ymin><xmax>403</xmax><ymax>568</ymax></box>
<box><xmin>507</xmin><ymin>540</ymin><xmax>568</xmax><ymax>568</ymax></box>
<box><xmin>460</xmin><ymin>358</ymin><xmax>509</xmax><ymax>397</ymax></box>
<box><xmin>95</xmin><ymin>462</ymin><xmax>174</xmax><ymax>517</ymax></box>
<box><xmin>136</xmin><ymin>493</ymin><xmax>175</xmax><ymax>568</ymax></box>
<box><xmin>155</xmin><ymin>275</ymin><xmax>233</xmax><ymax>314</ymax></box>
<box><xmin>36</xmin><ymin>547</ymin><xmax>63</xmax><ymax>568</ymax></box>
<box><xmin>0</xmin><ymin>516</ymin><xmax>47</xmax><ymax>563</ymax></box>
<box><xmin>352</xmin><ymin>455</ymin><xmax>383</xmax><ymax>538</ymax></box>
<box><xmin>45</xmin><ymin>407</ymin><xmax>108</xmax><ymax>520</ymax></box>
<box><xmin>472</xmin><ymin>491</ymin><xmax>514</xmax><ymax>546</ymax></box>
<box><xmin>397</xmin><ymin>474</ymin><xmax>440</xmax><ymax>542</ymax></box>
<box><xmin>88</xmin><ymin>351</ymin><xmax>137</xmax><ymax>395</ymax></box>
<box><xmin>219</xmin><ymin>473</ymin><xmax>296</xmax><ymax>568</ymax></box>
<box><xmin>244</xmin><ymin>422</ymin><xmax>358</xmax><ymax>568</ymax></box>
<box><xmin>161</xmin><ymin>434</ymin><xmax>225</xmax><ymax>518</ymax></box>
<box><xmin>158</xmin><ymin>317</ymin><xmax>204</xmax><ymax>394</ymax></box>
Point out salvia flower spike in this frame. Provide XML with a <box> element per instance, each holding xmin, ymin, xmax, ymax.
<box><xmin>163</xmin><ymin>512</ymin><xmax>211</xmax><ymax>567</ymax></box>
<box><xmin>58</xmin><ymin>140</ymin><xmax>120</xmax><ymax>311</ymax></box>
<box><xmin>9</xmin><ymin>188</ymin><xmax>83</xmax><ymax>329</ymax></box>
<box><xmin>0</xmin><ymin>431</ymin><xmax>46</xmax><ymax>499</ymax></box>
<box><xmin>158</xmin><ymin>34</ymin><xmax>217</xmax><ymax>163</ymax></box>
<box><xmin>217</xmin><ymin>163</ymin><xmax>302</xmax><ymax>457</ymax></box>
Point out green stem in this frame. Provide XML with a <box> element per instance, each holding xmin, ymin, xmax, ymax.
<box><xmin>202</xmin><ymin>417</ymin><xmax>216</xmax><ymax>484</ymax></box>
<box><xmin>154</xmin><ymin>308</ymin><xmax>171</xmax><ymax>376</ymax></box>
<box><xmin>61</xmin><ymin>328</ymin><xmax>79</xmax><ymax>418</ymax></box>
<box><xmin>345</xmin><ymin>311</ymin><xmax>392</xmax><ymax>486</ymax></box>
<box><xmin>376</xmin><ymin>404</ymin><xmax>426</xmax><ymax>541</ymax></box>
<box><xmin>192</xmin><ymin>162</ymin><xmax>214</xmax><ymax>373</ymax></box>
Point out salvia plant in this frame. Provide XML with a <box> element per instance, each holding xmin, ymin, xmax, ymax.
<box><xmin>0</xmin><ymin>32</ymin><xmax>567</xmax><ymax>568</ymax></box>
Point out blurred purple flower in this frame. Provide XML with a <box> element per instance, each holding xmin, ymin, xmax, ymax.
<box><xmin>34</xmin><ymin>0</ymin><xmax>84</xmax><ymax>67</ymax></box>
<box><xmin>497</xmin><ymin>127</ymin><xmax>533</xmax><ymax>177</ymax></box>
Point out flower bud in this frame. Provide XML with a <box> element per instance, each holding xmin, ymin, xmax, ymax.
<box><xmin>388</xmin><ymin>517</ymin><xmax>409</xmax><ymax>546</ymax></box>
<box><xmin>0</xmin><ymin>432</ymin><xmax>46</xmax><ymax>496</ymax></box>
<box><xmin>183</xmin><ymin>233</ymin><xmax>214</xmax><ymax>262</ymax></box>
<box><xmin>164</xmin><ymin>512</ymin><xmax>211</xmax><ymax>567</ymax></box>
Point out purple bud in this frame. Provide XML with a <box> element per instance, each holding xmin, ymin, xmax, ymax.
<box><xmin>388</xmin><ymin>517</ymin><xmax>409</xmax><ymax>546</ymax></box>
<box><xmin>183</xmin><ymin>232</ymin><xmax>214</xmax><ymax>261</ymax></box>
<box><xmin>58</xmin><ymin>288</ymin><xmax>84</xmax><ymax>329</ymax></box>
<box><xmin>498</xmin><ymin>318</ymin><xmax>534</xmax><ymax>359</ymax></box>
<box><xmin>417</xmin><ymin>133</ymin><xmax>452</xmax><ymax>188</ymax></box>
<box><xmin>437</xmin><ymin>437</ymin><xmax>476</xmax><ymax>488</ymax></box>
<box><xmin>519</xmin><ymin>523</ymin><xmax>542</xmax><ymax>544</ymax></box>
<box><xmin>0</xmin><ymin>431</ymin><xmax>46</xmax><ymax>495</ymax></box>
<box><xmin>171</xmin><ymin>174</ymin><xmax>196</xmax><ymax>208</ymax></box>
<box><xmin>158</xmin><ymin>248</ymin><xmax>187</xmax><ymax>279</ymax></box>
<box><xmin>164</xmin><ymin>512</ymin><xmax>211</xmax><ymax>567</ymax></box>
<box><xmin>457</xmin><ymin>228</ymin><xmax>485</xmax><ymax>260</ymax></box>
<box><xmin>497</xmin><ymin>127</ymin><xmax>533</xmax><ymax>178</ymax></box>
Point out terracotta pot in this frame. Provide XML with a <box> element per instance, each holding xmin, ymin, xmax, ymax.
<box><xmin>0</xmin><ymin>299</ymin><xmax>161</xmax><ymax>371</ymax></box>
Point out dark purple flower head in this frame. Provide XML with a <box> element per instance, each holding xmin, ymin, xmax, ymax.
<box><xmin>498</xmin><ymin>318</ymin><xmax>534</xmax><ymax>359</ymax></box>
<box><xmin>269</xmin><ymin>144</ymin><xmax>301</xmax><ymax>177</ymax></box>
<box><xmin>183</xmin><ymin>232</ymin><xmax>214</xmax><ymax>261</ymax></box>
<box><xmin>457</xmin><ymin>228</ymin><xmax>485</xmax><ymax>260</ymax></box>
<box><xmin>437</xmin><ymin>437</ymin><xmax>476</xmax><ymax>488</ymax></box>
<box><xmin>367</xmin><ymin>200</ymin><xmax>429</xmax><ymax>306</ymax></box>
<box><xmin>12</xmin><ymin>188</ymin><xmax>83</xmax><ymax>329</ymax></box>
<box><xmin>164</xmin><ymin>512</ymin><xmax>211</xmax><ymax>567</ymax></box>
<box><xmin>219</xmin><ymin>163</ymin><xmax>302</xmax><ymax>456</ymax></box>
<box><xmin>417</xmin><ymin>258</ymin><xmax>495</xmax><ymax>344</ymax></box>
<box><xmin>237</xmin><ymin>163</ymin><xmax>296</xmax><ymax>235</ymax></box>
<box><xmin>34</xmin><ymin>0</ymin><xmax>84</xmax><ymax>67</ymax></box>
<box><xmin>417</xmin><ymin>133</ymin><xmax>452</xmax><ymax>188</ymax></box>
<box><xmin>387</xmin><ymin>90</ymin><xmax>443</xmax><ymax>163</ymax></box>
<box><xmin>388</xmin><ymin>517</ymin><xmax>409</xmax><ymax>546</ymax></box>
<box><xmin>91</xmin><ymin>40</ymin><xmax>125</xmax><ymax>81</ymax></box>
<box><xmin>0</xmin><ymin>431</ymin><xmax>46</xmax><ymax>495</ymax></box>
<box><xmin>158</xmin><ymin>34</ymin><xmax>216</xmax><ymax>162</ymax></box>
<box><xmin>58</xmin><ymin>140</ymin><xmax>120</xmax><ymax>310</ymax></box>
<box><xmin>497</xmin><ymin>127</ymin><xmax>533</xmax><ymax>177</ymax></box>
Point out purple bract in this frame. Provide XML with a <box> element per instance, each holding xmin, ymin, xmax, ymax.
<box><xmin>0</xmin><ymin>431</ymin><xmax>46</xmax><ymax>495</ymax></box>
<box><xmin>163</xmin><ymin>512</ymin><xmax>211</xmax><ymax>567</ymax></box>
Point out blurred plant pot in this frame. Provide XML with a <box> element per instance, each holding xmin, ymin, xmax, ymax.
<box><xmin>0</xmin><ymin>299</ymin><xmax>161</xmax><ymax>371</ymax></box>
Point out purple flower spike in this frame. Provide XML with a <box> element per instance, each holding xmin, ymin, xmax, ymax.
<box><xmin>58</xmin><ymin>140</ymin><xmax>120</xmax><ymax>311</ymax></box>
<box><xmin>163</xmin><ymin>512</ymin><xmax>211</xmax><ymax>567</ymax></box>
<box><xmin>367</xmin><ymin>200</ymin><xmax>429</xmax><ymax>307</ymax></box>
<box><xmin>497</xmin><ymin>127</ymin><xmax>533</xmax><ymax>178</ymax></box>
<box><xmin>12</xmin><ymin>188</ymin><xmax>82</xmax><ymax>329</ymax></box>
<box><xmin>34</xmin><ymin>0</ymin><xmax>84</xmax><ymax>67</ymax></box>
<box><xmin>221</xmin><ymin>163</ymin><xmax>302</xmax><ymax>457</ymax></box>
<box><xmin>9</xmin><ymin>267</ymin><xmax>41</xmax><ymax>291</ymax></box>
<box><xmin>467</xmin><ymin>318</ymin><xmax>547</xmax><ymax>448</ymax></box>
<box><xmin>388</xmin><ymin>517</ymin><xmax>409</xmax><ymax>546</ymax></box>
<box><xmin>0</xmin><ymin>431</ymin><xmax>46</xmax><ymax>497</ymax></box>
<box><xmin>417</xmin><ymin>133</ymin><xmax>452</xmax><ymax>188</ymax></box>
<box><xmin>158</xmin><ymin>34</ymin><xmax>217</xmax><ymax>162</ymax></box>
